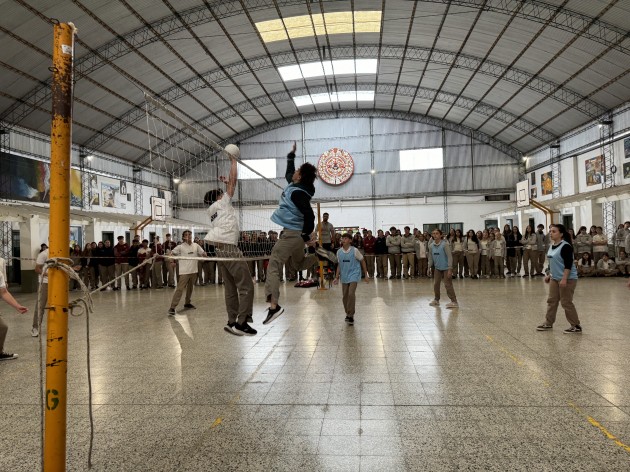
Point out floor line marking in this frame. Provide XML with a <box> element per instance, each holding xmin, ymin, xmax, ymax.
<box><xmin>483</xmin><ymin>333</ymin><xmax>629</xmax><ymax>454</ymax></box>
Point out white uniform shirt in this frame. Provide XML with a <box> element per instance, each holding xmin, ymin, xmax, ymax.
<box><xmin>204</xmin><ymin>195</ymin><xmax>239</xmax><ymax>245</ymax></box>
<box><xmin>36</xmin><ymin>249</ymin><xmax>49</xmax><ymax>284</ymax></box>
<box><xmin>592</xmin><ymin>234</ymin><xmax>608</xmax><ymax>252</ymax></box>
<box><xmin>0</xmin><ymin>268</ymin><xmax>6</xmax><ymax>289</ymax></box>
<box><xmin>170</xmin><ymin>242</ymin><xmax>205</xmax><ymax>275</ymax></box>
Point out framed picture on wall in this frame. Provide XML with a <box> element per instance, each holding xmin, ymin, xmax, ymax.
<box><xmin>530</xmin><ymin>173</ymin><xmax>536</xmax><ymax>185</ymax></box>
<box><xmin>541</xmin><ymin>171</ymin><xmax>553</xmax><ymax>195</ymax></box>
<box><xmin>624</xmin><ymin>137</ymin><xmax>630</xmax><ymax>159</ymax></box>
<box><xmin>585</xmin><ymin>155</ymin><xmax>603</xmax><ymax>186</ymax></box>
<box><xmin>530</xmin><ymin>187</ymin><xmax>537</xmax><ymax>199</ymax></box>
<box><xmin>623</xmin><ymin>162</ymin><xmax>630</xmax><ymax>179</ymax></box>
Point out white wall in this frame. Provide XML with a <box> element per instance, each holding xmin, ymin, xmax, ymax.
<box><xmin>179</xmin><ymin>196</ymin><xmax>513</xmax><ymax>234</ymax></box>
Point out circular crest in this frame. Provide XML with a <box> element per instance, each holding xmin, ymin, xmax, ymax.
<box><xmin>317</xmin><ymin>148</ymin><xmax>354</xmax><ymax>186</ymax></box>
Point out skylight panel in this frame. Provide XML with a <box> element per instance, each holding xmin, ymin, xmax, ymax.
<box><xmin>278</xmin><ymin>59</ymin><xmax>378</xmax><ymax>82</ymax></box>
<box><xmin>292</xmin><ymin>90</ymin><xmax>375</xmax><ymax>107</ymax></box>
<box><xmin>256</xmin><ymin>11</ymin><xmax>382</xmax><ymax>43</ymax></box>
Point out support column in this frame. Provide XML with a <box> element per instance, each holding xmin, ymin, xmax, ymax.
<box><xmin>599</xmin><ymin>118</ymin><xmax>616</xmax><ymax>246</ymax></box>
<box><xmin>45</xmin><ymin>22</ymin><xmax>76</xmax><ymax>472</ymax></box>
<box><xmin>550</xmin><ymin>143</ymin><xmax>561</xmax><ymax>199</ymax></box>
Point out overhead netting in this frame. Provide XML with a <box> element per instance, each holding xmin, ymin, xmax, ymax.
<box><xmin>144</xmin><ymin>93</ymin><xmax>283</xmax><ymax>260</ymax></box>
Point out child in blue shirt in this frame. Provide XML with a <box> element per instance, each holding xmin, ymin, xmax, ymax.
<box><xmin>334</xmin><ymin>233</ymin><xmax>370</xmax><ymax>324</ymax></box>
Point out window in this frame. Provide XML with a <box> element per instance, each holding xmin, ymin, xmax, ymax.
<box><xmin>399</xmin><ymin>148</ymin><xmax>444</xmax><ymax>171</ymax></box>
<box><xmin>238</xmin><ymin>159</ymin><xmax>276</xmax><ymax>180</ymax></box>
<box><xmin>423</xmin><ymin>223</ymin><xmax>463</xmax><ymax>234</ymax></box>
<box><xmin>484</xmin><ymin>219</ymin><xmax>498</xmax><ymax>230</ymax></box>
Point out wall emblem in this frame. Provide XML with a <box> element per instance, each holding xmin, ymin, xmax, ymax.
<box><xmin>317</xmin><ymin>148</ymin><xmax>354</xmax><ymax>185</ymax></box>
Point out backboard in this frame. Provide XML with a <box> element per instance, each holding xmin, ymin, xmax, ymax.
<box><xmin>516</xmin><ymin>180</ymin><xmax>530</xmax><ymax>208</ymax></box>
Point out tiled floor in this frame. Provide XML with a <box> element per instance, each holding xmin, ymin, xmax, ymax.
<box><xmin>1</xmin><ymin>276</ymin><xmax>629</xmax><ymax>471</ymax></box>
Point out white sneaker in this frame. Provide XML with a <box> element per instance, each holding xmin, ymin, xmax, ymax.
<box><xmin>446</xmin><ymin>302</ymin><xmax>459</xmax><ymax>309</ymax></box>
<box><xmin>31</xmin><ymin>328</ymin><xmax>39</xmax><ymax>337</ymax></box>
<box><xmin>429</xmin><ymin>299</ymin><xmax>440</xmax><ymax>306</ymax></box>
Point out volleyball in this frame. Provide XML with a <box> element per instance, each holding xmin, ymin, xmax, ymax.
<box><xmin>224</xmin><ymin>144</ymin><xmax>240</xmax><ymax>159</ymax></box>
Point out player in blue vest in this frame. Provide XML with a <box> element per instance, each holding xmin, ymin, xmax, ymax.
<box><xmin>536</xmin><ymin>224</ymin><xmax>582</xmax><ymax>333</ymax></box>
<box><xmin>264</xmin><ymin>142</ymin><xmax>320</xmax><ymax>325</ymax></box>
<box><xmin>334</xmin><ymin>233</ymin><xmax>370</xmax><ymax>324</ymax></box>
<box><xmin>428</xmin><ymin>228</ymin><xmax>459</xmax><ymax>308</ymax></box>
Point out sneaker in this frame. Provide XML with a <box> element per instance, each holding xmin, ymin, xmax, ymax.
<box><xmin>315</xmin><ymin>247</ymin><xmax>337</xmax><ymax>264</ymax></box>
<box><xmin>536</xmin><ymin>323</ymin><xmax>552</xmax><ymax>331</ymax></box>
<box><xmin>563</xmin><ymin>325</ymin><xmax>582</xmax><ymax>334</ymax></box>
<box><xmin>183</xmin><ymin>303</ymin><xmax>196</xmax><ymax>310</ymax></box>
<box><xmin>0</xmin><ymin>352</ymin><xmax>18</xmax><ymax>361</ymax></box>
<box><xmin>263</xmin><ymin>305</ymin><xmax>284</xmax><ymax>325</ymax></box>
<box><xmin>429</xmin><ymin>299</ymin><xmax>440</xmax><ymax>306</ymax></box>
<box><xmin>168</xmin><ymin>308</ymin><xmax>176</xmax><ymax>316</ymax></box>
<box><xmin>224</xmin><ymin>322</ymin><xmax>240</xmax><ymax>335</ymax></box>
<box><xmin>445</xmin><ymin>302</ymin><xmax>459</xmax><ymax>309</ymax></box>
<box><xmin>233</xmin><ymin>322</ymin><xmax>258</xmax><ymax>336</ymax></box>
<box><xmin>246</xmin><ymin>315</ymin><xmax>253</xmax><ymax>324</ymax></box>
<box><xmin>31</xmin><ymin>327</ymin><xmax>39</xmax><ymax>337</ymax></box>
<box><xmin>344</xmin><ymin>316</ymin><xmax>354</xmax><ymax>325</ymax></box>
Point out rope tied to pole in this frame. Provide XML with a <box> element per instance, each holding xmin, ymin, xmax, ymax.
<box><xmin>36</xmin><ymin>255</ymin><xmax>158</xmax><ymax>469</ymax></box>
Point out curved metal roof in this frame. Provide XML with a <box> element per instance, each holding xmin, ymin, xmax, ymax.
<box><xmin>1</xmin><ymin>0</ymin><xmax>629</xmax><ymax>167</ymax></box>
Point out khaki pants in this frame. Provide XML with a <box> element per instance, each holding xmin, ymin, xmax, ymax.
<box><xmin>433</xmin><ymin>269</ymin><xmax>457</xmax><ymax>302</ymax></box>
<box><xmin>522</xmin><ymin>249</ymin><xmax>535</xmax><ymax>276</ymax></box>
<box><xmin>115</xmin><ymin>263</ymin><xmax>130</xmax><ymax>288</ymax></box>
<box><xmin>215</xmin><ymin>246</ymin><xmax>255</xmax><ymax>324</ymax></box>
<box><xmin>151</xmin><ymin>260</ymin><xmax>164</xmax><ymax>288</ymax></box>
<box><xmin>417</xmin><ymin>257</ymin><xmax>428</xmax><ymax>277</ymax></box>
<box><xmin>99</xmin><ymin>265</ymin><xmax>115</xmax><ymax>288</ymax></box>
<box><xmin>465</xmin><ymin>252</ymin><xmax>479</xmax><ymax>277</ymax></box>
<box><xmin>0</xmin><ymin>315</ymin><xmax>7</xmax><ymax>353</ymax></box>
<box><xmin>376</xmin><ymin>255</ymin><xmax>388</xmax><ymax>278</ymax></box>
<box><xmin>342</xmin><ymin>282</ymin><xmax>358</xmax><ymax>316</ymax></box>
<box><xmin>164</xmin><ymin>262</ymin><xmax>175</xmax><ymax>286</ymax></box>
<box><xmin>129</xmin><ymin>265</ymin><xmax>140</xmax><ymax>287</ymax></box>
<box><xmin>402</xmin><ymin>253</ymin><xmax>414</xmax><ymax>277</ymax></box>
<box><xmin>265</xmin><ymin>230</ymin><xmax>317</xmax><ymax>304</ymax></box>
<box><xmin>388</xmin><ymin>253</ymin><xmax>401</xmax><ymax>277</ymax></box>
<box><xmin>537</xmin><ymin>250</ymin><xmax>546</xmax><ymax>274</ymax></box>
<box><xmin>480</xmin><ymin>255</ymin><xmax>490</xmax><ymax>277</ymax></box>
<box><xmin>452</xmin><ymin>251</ymin><xmax>464</xmax><ymax>277</ymax></box>
<box><xmin>34</xmin><ymin>282</ymin><xmax>48</xmax><ymax>329</ymax></box>
<box><xmin>493</xmin><ymin>256</ymin><xmax>505</xmax><ymax>277</ymax></box>
<box><xmin>545</xmin><ymin>279</ymin><xmax>580</xmax><ymax>326</ymax></box>
<box><xmin>170</xmin><ymin>273</ymin><xmax>196</xmax><ymax>309</ymax></box>
<box><xmin>364</xmin><ymin>255</ymin><xmax>376</xmax><ymax>277</ymax></box>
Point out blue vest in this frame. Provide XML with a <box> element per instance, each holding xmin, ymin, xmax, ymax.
<box><xmin>337</xmin><ymin>246</ymin><xmax>362</xmax><ymax>283</ymax></box>
<box><xmin>271</xmin><ymin>185</ymin><xmax>311</xmax><ymax>231</ymax></box>
<box><xmin>547</xmin><ymin>240</ymin><xmax>578</xmax><ymax>281</ymax></box>
<box><xmin>430</xmin><ymin>240</ymin><xmax>449</xmax><ymax>271</ymax></box>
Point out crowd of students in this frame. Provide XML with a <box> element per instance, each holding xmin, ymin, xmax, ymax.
<box><xmin>327</xmin><ymin>221</ymin><xmax>630</xmax><ymax>280</ymax></box>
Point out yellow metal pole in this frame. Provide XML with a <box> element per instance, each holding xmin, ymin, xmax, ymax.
<box><xmin>317</xmin><ymin>203</ymin><xmax>327</xmax><ymax>290</ymax></box>
<box><xmin>45</xmin><ymin>22</ymin><xmax>76</xmax><ymax>472</ymax></box>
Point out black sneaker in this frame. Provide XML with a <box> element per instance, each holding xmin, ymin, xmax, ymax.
<box><xmin>536</xmin><ymin>323</ymin><xmax>552</xmax><ymax>331</ymax></box>
<box><xmin>0</xmin><ymin>351</ymin><xmax>18</xmax><ymax>361</ymax></box>
<box><xmin>233</xmin><ymin>322</ymin><xmax>258</xmax><ymax>336</ymax></box>
<box><xmin>224</xmin><ymin>322</ymin><xmax>239</xmax><ymax>335</ymax></box>
<box><xmin>183</xmin><ymin>303</ymin><xmax>196</xmax><ymax>310</ymax></box>
<box><xmin>344</xmin><ymin>316</ymin><xmax>354</xmax><ymax>325</ymax></box>
<box><xmin>563</xmin><ymin>325</ymin><xmax>582</xmax><ymax>334</ymax></box>
<box><xmin>263</xmin><ymin>305</ymin><xmax>284</xmax><ymax>325</ymax></box>
<box><xmin>168</xmin><ymin>308</ymin><xmax>176</xmax><ymax>316</ymax></box>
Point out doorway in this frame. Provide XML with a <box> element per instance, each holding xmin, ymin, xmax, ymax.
<box><xmin>562</xmin><ymin>214</ymin><xmax>574</xmax><ymax>231</ymax></box>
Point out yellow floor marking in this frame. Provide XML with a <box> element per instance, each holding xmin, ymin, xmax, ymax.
<box><xmin>210</xmin><ymin>418</ymin><xmax>222</xmax><ymax>429</ymax></box>
<box><xmin>483</xmin><ymin>333</ymin><xmax>629</xmax><ymax>454</ymax></box>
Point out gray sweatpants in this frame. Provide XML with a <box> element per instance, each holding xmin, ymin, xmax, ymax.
<box><xmin>265</xmin><ymin>229</ymin><xmax>317</xmax><ymax>304</ymax></box>
<box><xmin>215</xmin><ymin>245</ymin><xmax>254</xmax><ymax>324</ymax></box>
